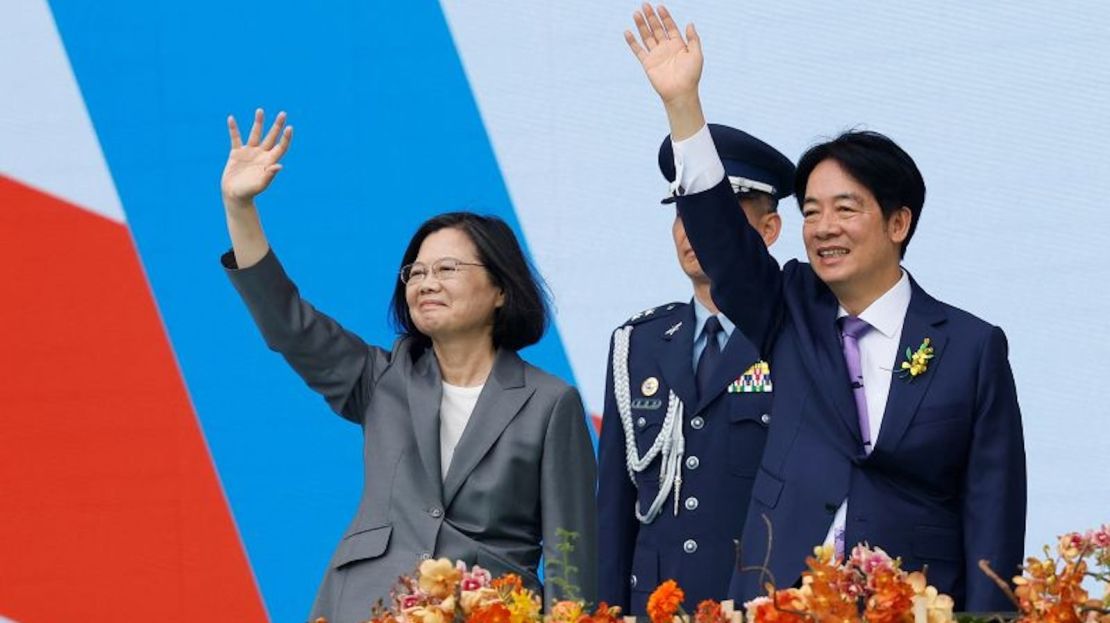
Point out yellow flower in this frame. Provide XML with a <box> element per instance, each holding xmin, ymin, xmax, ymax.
<box><xmin>812</xmin><ymin>543</ymin><xmax>836</xmax><ymax>563</ymax></box>
<box><xmin>418</xmin><ymin>558</ymin><xmax>463</xmax><ymax>599</ymax></box>
<box><xmin>899</xmin><ymin>338</ymin><xmax>934</xmax><ymax>380</ymax></box>
<box><xmin>507</xmin><ymin>588</ymin><xmax>541</xmax><ymax>623</ymax></box>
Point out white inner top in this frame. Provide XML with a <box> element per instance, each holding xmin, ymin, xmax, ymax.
<box><xmin>439</xmin><ymin>381</ymin><xmax>485</xmax><ymax>480</ymax></box>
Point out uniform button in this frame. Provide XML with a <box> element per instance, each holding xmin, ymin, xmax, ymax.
<box><xmin>630</xmin><ymin>574</ymin><xmax>638</xmax><ymax>589</ymax></box>
<box><xmin>760</xmin><ymin>413</ymin><xmax>771</xmax><ymax>425</ymax></box>
<box><xmin>637</xmin><ymin>417</ymin><xmax>647</xmax><ymax>428</ymax></box>
<box><xmin>420</xmin><ymin>552</ymin><xmax>432</xmax><ymax>560</ymax></box>
<box><xmin>690</xmin><ymin>416</ymin><xmax>705</xmax><ymax>430</ymax></box>
<box><xmin>683</xmin><ymin>539</ymin><xmax>698</xmax><ymax>554</ymax></box>
<box><xmin>684</xmin><ymin>496</ymin><xmax>699</xmax><ymax>511</ymax></box>
<box><xmin>685</xmin><ymin>456</ymin><xmax>699</xmax><ymax>470</ymax></box>
<box><xmin>430</xmin><ymin>507</ymin><xmax>443</xmax><ymax>518</ymax></box>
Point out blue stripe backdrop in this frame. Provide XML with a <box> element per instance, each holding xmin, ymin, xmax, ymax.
<box><xmin>49</xmin><ymin>1</ymin><xmax>579</xmax><ymax>619</ymax></box>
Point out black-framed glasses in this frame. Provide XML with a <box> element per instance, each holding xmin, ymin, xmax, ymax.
<box><xmin>400</xmin><ymin>257</ymin><xmax>486</xmax><ymax>284</ymax></box>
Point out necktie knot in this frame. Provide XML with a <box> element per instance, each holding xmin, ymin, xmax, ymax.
<box><xmin>839</xmin><ymin>316</ymin><xmax>871</xmax><ymax>341</ymax></box>
<box><xmin>703</xmin><ymin>315</ymin><xmax>723</xmax><ymax>340</ymax></box>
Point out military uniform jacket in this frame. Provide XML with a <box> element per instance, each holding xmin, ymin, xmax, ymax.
<box><xmin>597</xmin><ymin>301</ymin><xmax>772</xmax><ymax>613</ymax></box>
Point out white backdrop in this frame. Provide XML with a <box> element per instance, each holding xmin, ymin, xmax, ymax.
<box><xmin>441</xmin><ymin>1</ymin><xmax>1110</xmax><ymax>555</ymax></box>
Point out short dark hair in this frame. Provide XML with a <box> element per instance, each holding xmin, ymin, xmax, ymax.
<box><xmin>739</xmin><ymin>191</ymin><xmax>778</xmax><ymax>214</ymax></box>
<box><xmin>390</xmin><ymin>212</ymin><xmax>549</xmax><ymax>352</ymax></box>
<box><xmin>794</xmin><ymin>130</ymin><xmax>926</xmax><ymax>258</ymax></box>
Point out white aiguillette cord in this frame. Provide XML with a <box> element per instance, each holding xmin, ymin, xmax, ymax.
<box><xmin>612</xmin><ymin>326</ymin><xmax>686</xmax><ymax>524</ymax></box>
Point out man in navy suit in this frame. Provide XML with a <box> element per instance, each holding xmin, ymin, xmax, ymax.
<box><xmin>622</xmin><ymin>5</ymin><xmax>1026</xmax><ymax>612</ymax></box>
<box><xmin>597</xmin><ymin>125</ymin><xmax>794</xmax><ymax>613</ymax></box>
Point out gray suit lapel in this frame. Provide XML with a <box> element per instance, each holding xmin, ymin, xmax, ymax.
<box><xmin>442</xmin><ymin>349</ymin><xmax>535</xmax><ymax>509</ymax></box>
<box><xmin>407</xmin><ymin>349</ymin><xmax>445</xmax><ymax>503</ymax></box>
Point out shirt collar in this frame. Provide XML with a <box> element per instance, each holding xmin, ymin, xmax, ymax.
<box><xmin>836</xmin><ymin>270</ymin><xmax>912</xmax><ymax>339</ymax></box>
<box><xmin>693</xmin><ymin>296</ymin><xmax>735</xmax><ymax>341</ymax></box>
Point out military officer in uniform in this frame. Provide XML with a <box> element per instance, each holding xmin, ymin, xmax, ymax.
<box><xmin>597</xmin><ymin>124</ymin><xmax>795</xmax><ymax>613</ymax></box>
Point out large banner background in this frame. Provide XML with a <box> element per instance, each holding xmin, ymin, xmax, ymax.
<box><xmin>1</xmin><ymin>1</ymin><xmax>1107</xmax><ymax>621</ymax></box>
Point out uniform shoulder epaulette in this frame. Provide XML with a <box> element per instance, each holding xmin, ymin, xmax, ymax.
<box><xmin>621</xmin><ymin>302</ymin><xmax>683</xmax><ymax>327</ymax></box>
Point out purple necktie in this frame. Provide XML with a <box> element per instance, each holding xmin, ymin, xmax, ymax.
<box><xmin>839</xmin><ymin>316</ymin><xmax>873</xmax><ymax>450</ymax></box>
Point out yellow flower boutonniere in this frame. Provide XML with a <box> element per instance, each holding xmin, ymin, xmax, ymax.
<box><xmin>898</xmin><ymin>338</ymin><xmax>934</xmax><ymax>381</ymax></box>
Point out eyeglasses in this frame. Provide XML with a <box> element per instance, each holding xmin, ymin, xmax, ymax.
<box><xmin>400</xmin><ymin>257</ymin><xmax>486</xmax><ymax>284</ymax></box>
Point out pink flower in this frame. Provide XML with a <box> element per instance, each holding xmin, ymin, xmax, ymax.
<box><xmin>400</xmin><ymin>594</ymin><xmax>423</xmax><ymax>610</ymax></box>
<box><xmin>851</xmin><ymin>544</ymin><xmax>895</xmax><ymax>575</ymax></box>
<box><xmin>1090</xmin><ymin>527</ymin><xmax>1110</xmax><ymax>548</ymax></box>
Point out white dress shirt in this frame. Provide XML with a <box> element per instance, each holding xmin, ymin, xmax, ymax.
<box><xmin>824</xmin><ymin>270</ymin><xmax>912</xmax><ymax>548</ymax></box>
<box><xmin>672</xmin><ymin>124</ymin><xmax>726</xmax><ymax>196</ymax></box>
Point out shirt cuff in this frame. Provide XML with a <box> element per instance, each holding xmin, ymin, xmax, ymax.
<box><xmin>672</xmin><ymin>124</ymin><xmax>726</xmax><ymax>197</ymax></box>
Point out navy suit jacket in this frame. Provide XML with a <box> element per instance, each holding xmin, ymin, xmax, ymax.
<box><xmin>677</xmin><ymin>179</ymin><xmax>1026</xmax><ymax>612</ymax></box>
<box><xmin>598</xmin><ymin>301</ymin><xmax>771</xmax><ymax>613</ymax></box>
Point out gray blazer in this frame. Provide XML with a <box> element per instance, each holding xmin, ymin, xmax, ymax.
<box><xmin>226</xmin><ymin>250</ymin><xmax>598</xmax><ymax>623</ymax></box>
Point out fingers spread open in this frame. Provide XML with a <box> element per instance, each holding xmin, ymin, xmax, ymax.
<box><xmin>270</xmin><ymin>126</ymin><xmax>293</xmax><ymax>161</ymax></box>
<box><xmin>227</xmin><ymin>115</ymin><xmax>243</xmax><ymax>149</ymax></box>
<box><xmin>624</xmin><ymin>30</ymin><xmax>648</xmax><ymax>62</ymax></box>
<box><xmin>643</xmin><ymin>4</ymin><xmax>668</xmax><ymax>42</ymax></box>
<box><xmin>658</xmin><ymin>5</ymin><xmax>684</xmax><ymax>44</ymax></box>
<box><xmin>261</xmin><ymin>111</ymin><xmax>287</xmax><ymax>150</ymax></box>
<box><xmin>633</xmin><ymin>11</ymin><xmax>656</xmax><ymax>50</ymax></box>
<box><xmin>247</xmin><ymin>108</ymin><xmax>264</xmax><ymax>146</ymax></box>
<box><xmin>685</xmin><ymin>23</ymin><xmax>700</xmax><ymax>51</ymax></box>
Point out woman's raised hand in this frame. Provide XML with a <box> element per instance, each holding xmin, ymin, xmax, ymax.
<box><xmin>221</xmin><ymin>109</ymin><xmax>293</xmax><ymax>205</ymax></box>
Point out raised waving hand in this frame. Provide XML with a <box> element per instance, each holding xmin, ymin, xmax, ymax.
<box><xmin>221</xmin><ymin>108</ymin><xmax>293</xmax><ymax>204</ymax></box>
<box><xmin>624</xmin><ymin>4</ymin><xmax>706</xmax><ymax>141</ymax></box>
<box><xmin>220</xmin><ymin>108</ymin><xmax>292</xmax><ymax>268</ymax></box>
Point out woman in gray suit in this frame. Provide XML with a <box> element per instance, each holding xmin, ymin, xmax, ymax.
<box><xmin>218</xmin><ymin>109</ymin><xmax>598</xmax><ymax>623</ymax></box>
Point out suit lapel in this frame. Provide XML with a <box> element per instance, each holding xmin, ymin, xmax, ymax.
<box><xmin>693</xmin><ymin>328</ymin><xmax>761</xmax><ymax>414</ymax></box>
<box><xmin>442</xmin><ymin>349</ymin><xmax>535</xmax><ymax>509</ymax></box>
<box><xmin>873</xmin><ymin>281</ymin><xmax>948</xmax><ymax>452</ymax></box>
<box><xmin>406</xmin><ymin>348</ymin><xmax>445</xmax><ymax>503</ymax></box>
<box><xmin>656</xmin><ymin>304</ymin><xmax>697</xmax><ymax>411</ymax></box>
<box><xmin>794</xmin><ymin>279</ymin><xmax>864</xmax><ymax>444</ymax></box>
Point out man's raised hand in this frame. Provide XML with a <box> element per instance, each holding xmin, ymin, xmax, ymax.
<box><xmin>624</xmin><ymin>4</ymin><xmax>706</xmax><ymax>141</ymax></box>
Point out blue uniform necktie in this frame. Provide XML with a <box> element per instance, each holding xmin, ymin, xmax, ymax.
<box><xmin>696</xmin><ymin>315</ymin><xmax>723</xmax><ymax>400</ymax></box>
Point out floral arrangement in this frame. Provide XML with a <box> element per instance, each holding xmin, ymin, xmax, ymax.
<box><xmin>982</xmin><ymin>524</ymin><xmax>1110</xmax><ymax>623</ymax></box>
<box><xmin>643</xmin><ymin>543</ymin><xmax>955</xmax><ymax>623</ymax></box>
<box><xmin>313</xmin><ymin>556</ymin><xmax>622</xmax><ymax>623</ymax></box>
<box><xmin>645</xmin><ymin>579</ymin><xmax>743</xmax><ymax>623</ymax></box>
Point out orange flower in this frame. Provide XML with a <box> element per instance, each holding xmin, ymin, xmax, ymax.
<box><xmin>694</xmin><ymin>599</ymin><xmax>726</xmax><ymax>623</ymax></box>
<box><xmin>647</xmin><ymin>580</ymin><xmax>686</xmax><ymax>623</ymax></box>
<box><xmin>580</xmin><ymin>601</ymin><xmax>623</xmax><ymax>623</ymax></box>
<box><xmin>744</xmin><ymin>590</ymin><xmax>810</xmax><ymax>623</ymax></box>
<box><xmin>492</xmin><ymin>573</ymin><xmax>524</xmax><ymax>593</ymax></box>
<box><xmin>863</xmin><ymin>567</ymin><xmax>915</xmax><ymax>623</ymax></box>
<box><xmin>551</xmin><ymin>600</ymin><xmax>585</xmax><ymax>623</ymax></box>
<box><xmin>469</xmin><ymin>603</ymin><xmax>513</xmax><ymax>623</ymax></box>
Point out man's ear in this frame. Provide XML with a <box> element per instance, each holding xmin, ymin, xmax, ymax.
<box><xmin>760</xmin><ymin>212</ymin><xmax>782</xmax><ymax>247</ymax></box>
<box><xmin>888</xmin><ymin>206</ymin><xmax>913</xmax><ymax>245</ymax></box>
